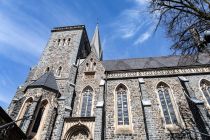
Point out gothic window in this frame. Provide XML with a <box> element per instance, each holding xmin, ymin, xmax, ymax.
<box><xmin>81</xmin><ymin>86</ymin><xmax>93</xmax><ymax>117</ymax></box>
<box><xmin>157</xmin><ymin>82</ymin><xmax>178</xmax><ymax>125</ymax></box>
<box><xmin>18</xmin><ymin>98</ymin><xmax>33</xmax><ymax>128</ymax></box>
<box><xmin>116</xmin><ymin>84</ymin><xmax>129</xmax><ymax>125</ymax></box>
<box><xmin>200</xmin><ymin>79</ymin><xmax>210</xmax><ymax>105</ymax></box>
<box><xmin>57</xmin><ymin>66</ymin><xmax>62</xmax><ymax>76</ymax></box>
<box><xmin>31</xmin><ymin>100</ymin><xmax>48</xmax><ymax>134</ymax></box>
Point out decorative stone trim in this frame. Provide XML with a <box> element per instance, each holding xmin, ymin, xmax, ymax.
<box><xmin>107</xmin><ymin>67</ymin><xmax>210</xmax><ymax>79</ymax></box>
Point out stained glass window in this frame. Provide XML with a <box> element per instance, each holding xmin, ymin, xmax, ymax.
<box><xmin>157</xmin><ymin>83</ymin><xmax>177</xmax><ymax>125</ymax></box>
<box><xmin>201</xmin><ymin>80</ymin><xmax>210</xmax><ymax>105</ymax></box>
<box><xmin>116</xmin><ymin>85</ymin><xmax>129</xmax><ymax>125</ymax></box>
<box><xmin>81</xmin><ymin>87</ymin><xmax>93</xmax><ymax>117</ymax></box>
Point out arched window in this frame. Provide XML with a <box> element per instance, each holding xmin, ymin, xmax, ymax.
<box><xmin>57</xmin><ymin>66</ymin><xmax>62</xmax><ymax>76</ymax></box>
<box><xmin>116</xmin><ymin>84</ymin><xmax>129</xmax><ymax>125</ymax></box>
<box><xmin>81</xmin><ymin>86</ymin><xmax>93</xmax><ymax>117</ymax></box>
<box><xmin>31</xmin><ymin>100</ymin><xmax>48</xmax><ymax>134</ymax></box>
<box><xmin>157</xmin><ymin>82</ymin><xmax>178</xmax><ymax>125</ymax></box>
<box><xmin>19</xmin><ymin>98</ymin><xmax>33</xmax><ymax>128</ymax></box>
<box><xmin>200</xmin><ymin>79</ymin><xmax>210</xmax><ymax>105</ymax></box>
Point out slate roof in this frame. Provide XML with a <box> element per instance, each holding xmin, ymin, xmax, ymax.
<box><xmin>25</xmin><ymin>72</ymin><xmax>59</xmax><ymax>94</ymax></box>
<box><xmin>102</xmin><ymin>54</ymin><xmax>210</xmax><ymax>71</ymax></box>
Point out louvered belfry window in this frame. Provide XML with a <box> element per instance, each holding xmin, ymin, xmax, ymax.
<box><xmin>117</xmin><ymin>85</ymin><xmax>129</xmax><ymax>125</ymax></box>
<box><xmin>157</xmin><ymin>83</ymin><xmax>177</xmax><ymax>124</ymax></box>
<box><xmin>81</xmin><ymin>86</ymin><xmax>93</xmax><ymax>117</ymax></box>
<box><xmin>201</xmin><ymin>80</ymin><xmax>210</xmax><ymax>105</ymax></box>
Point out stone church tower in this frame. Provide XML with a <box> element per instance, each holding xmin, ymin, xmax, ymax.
<box><xmin>6</xmin><ymin>25</ymin><xmax>210</xmax><ymax>140</ymax></box>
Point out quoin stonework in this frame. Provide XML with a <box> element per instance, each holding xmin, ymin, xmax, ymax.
<box><xmin>6</xmin><ymin>25</ymin><xmax>210</xmax><ymax>140</ymax></box>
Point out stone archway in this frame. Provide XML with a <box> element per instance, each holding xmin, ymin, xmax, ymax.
<box><xmin>64</xmin><ymin>124</ymin><xmax>92</xmax><ymax>140</ymax></box>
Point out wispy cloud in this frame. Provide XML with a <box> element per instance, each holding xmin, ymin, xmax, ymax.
<box><xmin>134</xmin><ymin>25</ymin><xmax>154</xmax><ymax>45</ymax></box>
<box><xmin>0</xmin><ymin>0</ymin><xmax>81</xmax><ymax>66</ymax></box>
<box><xmin>111</xmin><ymin>0</ymin><xmax>157</xmax><ymax>45</ymax></box>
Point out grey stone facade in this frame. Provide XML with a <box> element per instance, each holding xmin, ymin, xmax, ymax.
<box><xmin>6</xmin><ymin>25</ymin><xmax>210</xmax><ymax>140</ymax></box>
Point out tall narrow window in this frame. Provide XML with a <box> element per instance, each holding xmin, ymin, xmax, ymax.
<box><xmin>58</xmin><ymin>39</ymin><xmax>61</xmax><ymax>46</ymax></box>
<box><xmin>116</xmin><ymin>84</ymin><xmax>129</xmax><ymax>125</ymax></box>
<box><xmin>63</xmin><ymin>39</ymin><xmax>65</xmax><ymax>46</ymax></box>
<box><xmin>32</xmin><ymin>101</ymin><xmax>47</xmax><ymax>134</ymax></box>
<box><xmin>19</xmin><ymin>98</ymin><xmax>33</xmax><ymax>128</ymax></box>
<box><xmin>200</xmin><ymin>79</ymin><xmax>210</xmax><ymax>105</ymax></box>
<box><xmin>81</xmin><ymin>86</ymin><xmax>93</xmax><ymax>117</ymax></box>
<box><xmin>57</xmin><ymin>66</ymin><xmax>62</xmax><ymax>76</ymax></box>
<box><xmin>67</xmin><ymin>38</ymin><xmax>71</xmax><ymax>45</ymax></box>
<box><xmin>157</xmin><ymin>82</ymin><xmax>177</xmax><ymax>125</ymax></box>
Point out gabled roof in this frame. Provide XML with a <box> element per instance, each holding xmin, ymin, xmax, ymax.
<box><xmin>25</xmin><ymin>72</ymin><xmax>59</xmax><ymax>95</ymax></box>
<box><xmin>102</xmin><ymin>54</ymin><xmax>210</xmax><ymax>71</ymax></box>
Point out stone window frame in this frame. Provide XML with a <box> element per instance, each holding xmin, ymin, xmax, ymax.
<box><xmin>16</xmin><ymin>97</ymin><xmax>34</xmax><ymax>126</ymax></box>
<box><xmin>29</xmin><ymin>99</ymin><xmax>49</xmax><ymax>139</ymax></box>
<box><xmin>114</xmin><ymin>83</ymin><xmax>133</xmax><ymax>134</ymax></box>
<box><xmin>156</xmin><ymin>81</ymin><xmax>182</xmax><ymax>131</ymax></box>
<box><xmin>79</xmin><ymin>85</ymin><xmax>95</xmax><ymax>117</ymax></box>
<box><xmin>199</xmin><ymin>79</ymin><xmax>210</xmax><ymax>109</ymax></box>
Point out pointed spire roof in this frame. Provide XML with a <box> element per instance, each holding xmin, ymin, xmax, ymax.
<box><xmin>90</xmin><ymin>24</ymin><xmax>102</xmax><ymax>60</ymax></box>
<box><xmin>25</xmin><ymin>72</ymin><xmax>60</xmax><ymax>96</ymax></box>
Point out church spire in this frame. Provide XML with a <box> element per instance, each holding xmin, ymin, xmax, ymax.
<box><xmin>90</xmin><ymin>24</ymin><xmax>103</xmax><ymax>60</ymax></box>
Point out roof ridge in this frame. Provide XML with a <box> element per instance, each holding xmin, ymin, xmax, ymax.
<box><xmin>103</xmin><ymin>55</ymin><xmax>180</xmax><ymax>62</ymax></box>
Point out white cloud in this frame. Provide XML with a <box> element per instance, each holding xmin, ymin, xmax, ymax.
<box><xmin>134</xmin><ymin>26</ymin><xmax>154</xmax><ymax>45</ymax></box>
<box><xmin>111</xmin><ymin>0</ymin><xmax>156</xmax><ymax>45</ymax></box>
<box><xmin>0</xmin><ymin>1</ymin><xmax>82</xmax><ymax>66</ymax></box>
<box><xmin>133</xmin><ymin>0</ymin><xmax>149</xmax><ymax>5</ymax></box>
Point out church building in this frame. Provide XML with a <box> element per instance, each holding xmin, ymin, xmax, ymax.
<box><xmin>6</xmin><ymin>25</ymin><xmax>210</xmax><ymax>139</ymax></box>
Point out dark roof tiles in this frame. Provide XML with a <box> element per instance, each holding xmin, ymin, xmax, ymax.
<box><xmin>102</xmin><ymin>55</ymin><xmax>210</xmax><ymax>71</ymax></box>
<box><xmin>25</xmin><ymin>72</ymin><xmax>59</xmax><ymax>94</ymax></box>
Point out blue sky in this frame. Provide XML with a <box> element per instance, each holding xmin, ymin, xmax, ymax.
<box><xmin>0</xmin><ymin>0</ymin><xmax>173</xmax><ymax>109</ymax></box>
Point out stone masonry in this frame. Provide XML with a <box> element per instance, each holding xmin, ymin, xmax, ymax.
<box><xmin>6</xmin><ymin>25</ymin><xmax>210</xmax><ymax>140</ymax></box>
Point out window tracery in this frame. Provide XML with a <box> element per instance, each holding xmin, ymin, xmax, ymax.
<box><xmin>157</xmin><ymin>82</ymin><xmax>178</xmax><ymax>125</ymax></box>
<box><xmin>18</xmin><ymin>98</ymin><xmax>33</xmax><ymax>128</ymax></box>
<box><xmin>81</xmin><ymin>86</ymin><xmax>93</xmax><ymax>117</ymax></box>
<box><xmin>116</xmin><ymin>84</ymin><xmax>129</xmax><ymax>125</ymax></box>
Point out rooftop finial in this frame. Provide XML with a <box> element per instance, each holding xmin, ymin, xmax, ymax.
<box><xmin>96</xmin><ymin>17</ymin><xmax>99</xmax><ymax>26</ymax></box>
